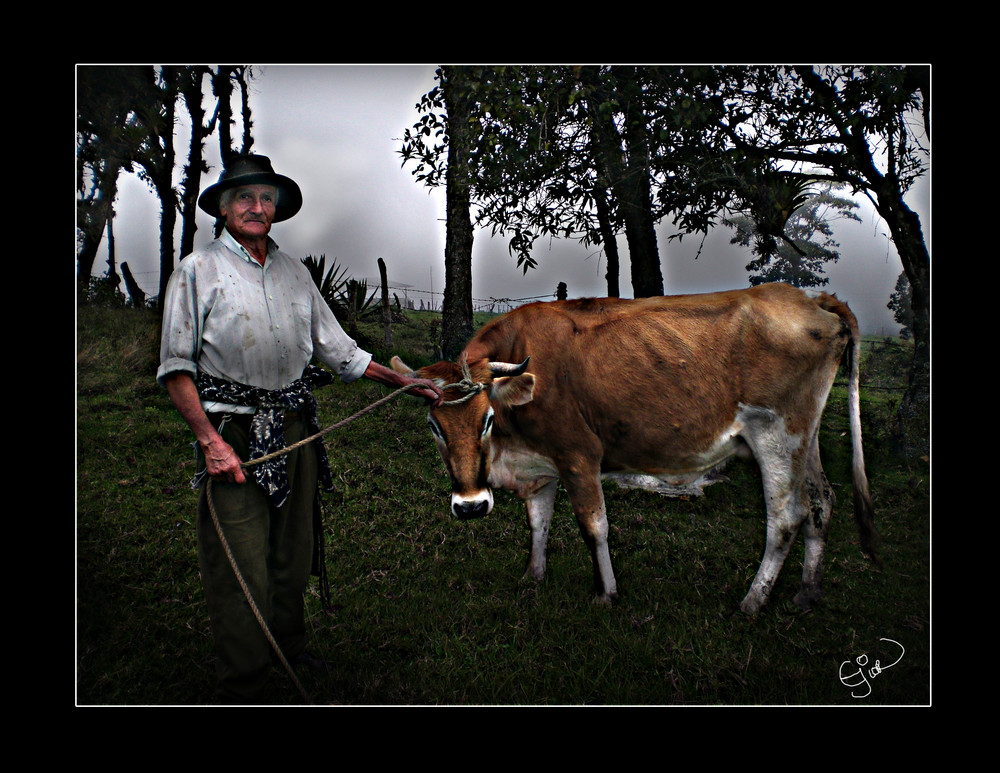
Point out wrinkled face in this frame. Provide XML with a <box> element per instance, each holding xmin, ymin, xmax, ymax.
<box><xmin>220</xmin><ymin>184</ymin><xmax>277</xmax><ymax>243</ymax></box>
<box><xmin>391</xmin><ymin>356</ymin><xmax>534</xmax><ymax>520</ymax></box>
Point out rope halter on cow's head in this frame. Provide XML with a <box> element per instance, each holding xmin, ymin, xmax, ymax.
<box><xmin>440</xmin><ymin>354</ymin><xmax>531</xmax><ymax>406</ymax></box>
<box><xmin>441</xmin><ymin>356</ymin><xmax>486</xmax><ymax>406</ymax></box>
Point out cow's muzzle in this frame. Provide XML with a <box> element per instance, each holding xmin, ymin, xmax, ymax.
<box><xmin>451</xmin><ymin>490</ymin><xmax>494</xmax><ymax>520</ymax></box>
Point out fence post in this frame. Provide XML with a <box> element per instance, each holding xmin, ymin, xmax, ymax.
<box><xmin>378</xmin><ymin>257</ymin><xmax>392</xmax><ymax>347</ymax></box>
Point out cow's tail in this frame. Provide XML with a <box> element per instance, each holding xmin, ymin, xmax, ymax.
<box><xmin>820</xmin><ymin>294</ymin><xmax>881</xmax><ymax>566</ymax></box>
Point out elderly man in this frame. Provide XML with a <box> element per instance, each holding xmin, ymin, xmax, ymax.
<box><xmin>157</xmin><ymin>154</ymin><xmax>441</xmax><ymax>703</ymax></box>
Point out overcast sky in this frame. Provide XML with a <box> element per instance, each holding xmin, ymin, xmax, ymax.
<box><xmin>93</xmin><ymin>64</ymin><xmax>929</xmax><ymax>334</ymax></box>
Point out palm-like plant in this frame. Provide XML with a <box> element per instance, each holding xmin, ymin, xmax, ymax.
<box><xmin>343</xmin><ymin>278</ymin><xmax>379</xmax><ymax>336</ymax></box>
<box><xmin>301</xmin><ymin>254</ymin><xmax>350</xmax><ymax>317</ymax></box>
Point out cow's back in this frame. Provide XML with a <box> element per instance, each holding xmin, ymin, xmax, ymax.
<box><xmin>464</xmin><ymin>283</ymin><xmax>850</xmax><ymax>475</ymax></box>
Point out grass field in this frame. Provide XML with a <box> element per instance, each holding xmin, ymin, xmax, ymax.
<box><xmin>76</xmin><ymin>304</ymin><xmax>930</xmax><ymax>706</ymax></box>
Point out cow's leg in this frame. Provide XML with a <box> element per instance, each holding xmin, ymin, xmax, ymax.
<box><xmin>523</xmin><ymin>479</ymin><xmax>558</xmax><ymax>582</ymax></box>
<box><xmin>793</xmin><ymin>444</ymin><xmax>834</xmax><ymax>609</ymax></box>
<box><xmin>743</xmin><ymin>486</ymin><xmax>806</xmax><ymax>614</ymax></box>
<box><xmin>563</xmin><ymin>469</ymin><xmax>617</xmax><ymax>604</ymax></box>
<box><xmin>738</xmin><ymin>406</ymin><xmax>808</xmax><ymax>614</ymax></box>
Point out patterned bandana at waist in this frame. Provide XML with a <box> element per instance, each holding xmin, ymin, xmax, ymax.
<box><xmin>195</xmin><ymin>365</ymin><xmax>337</xmax><ymax>507</ymax></box>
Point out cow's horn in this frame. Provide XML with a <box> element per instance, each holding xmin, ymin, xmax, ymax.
<box><xmin>489</xmin><ymin>357</ymin><xmax>530</xmax><ymax>377</ymax></box>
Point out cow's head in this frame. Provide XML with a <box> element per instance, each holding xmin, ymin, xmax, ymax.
<box><xmin>391</xmin><ymin>354</ymin><xmax>534</xmax><ymax>519</ymax></box>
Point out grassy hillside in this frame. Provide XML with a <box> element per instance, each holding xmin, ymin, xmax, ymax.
<box><xmin>76</xmin><ymin>305</ymin><xmax>929</xmax><ymax>705</ymax></box>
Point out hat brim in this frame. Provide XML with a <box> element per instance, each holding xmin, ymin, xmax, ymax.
<box><xmin>198</xmin><ymin>173</ymin><xmax>303</xmax><ymax>223</ymax></box>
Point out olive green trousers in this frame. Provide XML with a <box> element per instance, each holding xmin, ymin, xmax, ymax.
<box><xmin>196</xmin><ymin>411</ymin><xmax>317</xmax><ymax>703</ymax></box>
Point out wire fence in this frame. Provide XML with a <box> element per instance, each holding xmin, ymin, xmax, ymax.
<box><xmin>93</xmin><ymin>268</ymin><xmax>915</xmax><ymax>395</ymax></box>
<box><xmin>106</xmin><ymin>267</ymin><xmax>559</xmax><ymax>314</ymax></box>
<box><xmin>374</xmin><ymin>281</ymin><xmax>557</xmax><ymax>315</ymax></box>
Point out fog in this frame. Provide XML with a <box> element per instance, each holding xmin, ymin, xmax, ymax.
<box><xmin>91</xmin><ymin>64</ymin><xmax>928</xmax><ymax>335</ymax></box>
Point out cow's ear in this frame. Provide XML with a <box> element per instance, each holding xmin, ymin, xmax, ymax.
<box><xmin>491</xmin><ymin>373</ymin><xmax>535</xmax><ymax>407</ymax></box>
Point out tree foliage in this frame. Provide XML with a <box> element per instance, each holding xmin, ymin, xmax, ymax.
<box><xmin>402</xmin><ymin>67</ymin><xmax>926</xmax><ymax>273</ymax></box>
<box><xmin>400</xmin><ymin>65</ymin><xmax>929</xmax><ymax>442</ymax></box>
<box><xmin>399</xmin><ymin>66</ymin><xmax>665</xmax><ymax>296</ymax></box>
<box><xmin>77</xmin><ymin>65</ymin><xmax>257</xmax><ymax>304</ymax></box>
<box><xmin>724</xmin><ymin>182</ymin><xmax>861</xmax><ymax>287</ymax></box>
<box><xmin>77</xmin><ymin>66</ymin><xmax>164</xmax><ymax>288</ymax></box>
<box><xmin>401</xmin><ymin>67</ymin><xmax>927</xmax><ymax>302</ymax></box>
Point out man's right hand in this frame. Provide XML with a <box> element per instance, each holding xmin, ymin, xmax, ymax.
<box><xmin>200</xmin><ymin>437</ymin><xmax>246</xmax><ymax>484</ymax></box>
<box><xmin>164</xmin><ymin>372</ymin><xmax>247</xmax><ymax>485</ymax></box>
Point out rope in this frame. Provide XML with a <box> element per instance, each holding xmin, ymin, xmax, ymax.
<box><xmin>440</xmin><ymin>379</ymin><xmax>484</xmax><ymax>405</ymax></box>
<box><xmin>439</xmin><ymin>355</ymin><xmax>486</xmax><ymax>406</ymax></box>
<box><xmin>206</xmin><ymin>478</ymin><xmax>315</xmax><ymax>703</ymax></box>
<box><xmin>241</xmin><ymin>383</ymin><xmax>426</xmax><ymax>469</ymax></box>
<box><xmin>204</xmin><ymin>381</ymin><xmax>425</xmax><ymax>705</ymax></box>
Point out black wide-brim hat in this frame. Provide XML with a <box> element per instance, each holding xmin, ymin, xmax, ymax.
<box><xmin>198</xmin><ymin>154</ymin><xmax>303</xmax><ymax>223</ymax></box>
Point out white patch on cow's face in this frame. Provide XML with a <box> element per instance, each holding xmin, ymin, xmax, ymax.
<box><xmin>451</xmin><ymin>487</ymin><xmax>494</xmax><ymax>518</ymax></box>
<box><xmin>427</xmin><ymin>413</ymin><xmax>447</xmax><ymax>452</ymax></box>
<box><xmin>481</xmin><ymin>406</ymin><xmax>495</xmax><ymax>440</ymax></box>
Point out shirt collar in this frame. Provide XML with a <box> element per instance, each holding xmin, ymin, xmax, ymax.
<box><xmin>219</xmin><ymin>228</ymin><xmax>280</xmax><ymax>266</ymax></box>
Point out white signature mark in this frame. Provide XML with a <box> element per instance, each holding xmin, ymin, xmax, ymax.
<box><xmin>839</xmin><ymin>638</ymin><xmax>905</xmax><ymax>698</ymax></box>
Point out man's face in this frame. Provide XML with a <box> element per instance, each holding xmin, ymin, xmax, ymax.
<box><xmin>220</xmin><ymin>184</ymin><xmax>278</xmax><ymax>242</ymax></box>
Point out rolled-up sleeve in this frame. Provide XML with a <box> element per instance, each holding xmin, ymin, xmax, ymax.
<box><xmin>156</xmin><ymin>263</ymin><xmax>201</xmax><ymax>387</ymax></box>
<box><xmin>309</xmin><ymin>279</ymin><xmax>372</xmax><ymax>383</ymax></box>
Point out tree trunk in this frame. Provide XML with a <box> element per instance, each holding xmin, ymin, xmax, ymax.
<box><xmin>121</xmin><ymin>262</ymin><xmax>146</xmax><ymax>308</ymax></box>
<box><xmin>839</xmin><ymin>87</ymin><xmax>929</xmax><ymax>454</ymax></box>
<box><xmin>594</xmin><ymin>185</ymin><xmax>620</xmax><ymax>298</ymax></box>
<box><xmin>213</xmin><ymin>67</ymin><xmax>235</xmax><ymax>164</ymax></box>
<box><xmin>441</xmin><ymin>66</ymin><xmax>476</xmax><ymax>360</ymax></box>
<box><xmin>157</xmin><ymin>178</ymin><xmax>177</xmax><ymax>304</ymax></box>
<box><xmin>794</xmin><ymin>66</ymin><xmax>929</xmax><ymax>454</ymax></box>
<box><xmin>234</xmin><ymin>67</ymin><xmax>255</xmax><ymax>154</ymax></box>
<box><xmin>584</xmin><ymin>67</ymin><xmax>663</xmax><ymax>298</ymax></box>
<box><xmin>618</xmin><ymin>71</ymin><xmax>662</xmax><ymax>297</ymax></box>
<box><xmin>106</xmin><ymin>214</ymin><xmax>117</xmax><ymax>280</ymax></box>
<box><xmin>179</xmin><ymin>66</ymin><xmax>212</xmax><ymax>260</ymax></box>
<box><xmin>155</xmin><ymin>68</ymin><xmax>179</xmax><ymax>303</ymax></box>
<box><xmin>878</xmin><ymin>189</ymin><xmax>929</xmax><ymax>455</ymax></box>
<box><xmin>211</xmin><ymin>67</ymin><xmax>237</xmax><ymax>238</ymax></box>
<box><xmin>77</xmin><ymin>158</ymin><xmax>122</xmax><ymax>288</ymax></box>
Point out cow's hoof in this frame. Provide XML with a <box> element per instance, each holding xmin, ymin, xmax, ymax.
<box><xmin>592</xmin><ymin>591</ymin><xmax>618</xmax><ymax>606</ymax></box>
<box><xmin>739</xmin><ymin>596</ymin><xmax>764</xmax><ymax>615</ymax></box>
<box><xmin>792</xmin><ymin>586</ymin><xmax>822</xmax><ymax>610</ymax></box>
<box><xmin>522</xmin><ymin>566</ymin><xmax>546</xmax><ymax>583</ymax></box>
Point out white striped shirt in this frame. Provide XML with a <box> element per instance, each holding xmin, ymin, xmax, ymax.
<box><xmin>157</xmin><ymin>229</ymin><xmax>371</xmax><ymax>413</ymax></box>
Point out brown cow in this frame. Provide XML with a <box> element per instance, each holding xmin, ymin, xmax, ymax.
<box><xmin>392</xmin><ymin>283</ymin><xmax>879</xmax><ymax>613</ymax></box>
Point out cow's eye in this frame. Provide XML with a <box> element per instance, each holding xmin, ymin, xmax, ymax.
<box><xmin>481</xmin><ymin>408</ymin><xmax>494</xmax><ymax>439</ymax></box>
<box><xmin>427</xmin><ymin>415</ymin><xmax>444</xmax><ymax>442</ymax></box>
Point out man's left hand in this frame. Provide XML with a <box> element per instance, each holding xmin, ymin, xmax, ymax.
<box><xmin>405</xmin><ymin>377</ymin><xmax>444</xmax><ymax>408</ymax></box>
